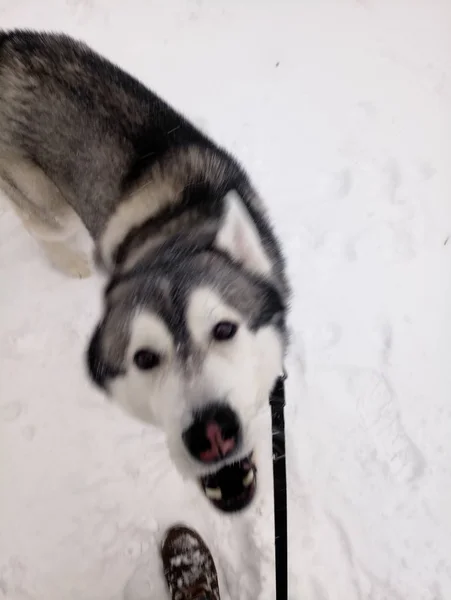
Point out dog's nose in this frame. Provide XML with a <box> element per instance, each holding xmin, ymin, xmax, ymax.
<box><xmin>183</xmin><ymin>403</ymin><xmax>240</xmax><ymax>463</ymax></box>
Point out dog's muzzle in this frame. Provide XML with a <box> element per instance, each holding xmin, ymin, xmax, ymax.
<box><xmin>199</xmin><ymin>453</ymin><xmax>257</xmax><ymax>512</ymax></box>
<box><xmin>182</xmin><ymin>403</ymin><xmax>257</xmax><ymax>512</ymax></box>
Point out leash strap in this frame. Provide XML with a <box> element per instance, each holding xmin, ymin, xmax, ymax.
<box><xmin>270</xmin><ymin>373</ymin><xmax>288</xmax><ymax>600</ymax></box>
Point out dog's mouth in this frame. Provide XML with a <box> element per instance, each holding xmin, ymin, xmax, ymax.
<box><xmin>199</xmin><ymin>453</ymin><xmax>257</xmax><ymax>512</ymax></box>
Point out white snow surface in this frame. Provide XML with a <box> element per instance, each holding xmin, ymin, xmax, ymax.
<box><xmin>1</xmin><ymin>1</ymin><xmax>451</xmax><ymax>599</ymax></box>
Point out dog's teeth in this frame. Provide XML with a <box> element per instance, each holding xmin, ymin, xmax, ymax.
<box><xmin>205</xmin><ymin>487</ymin><xmax>222</xmax><ymax>501</ymax></box>
<box><xmin>243</xmin><ymin>469</ymin><xmax>255</xmax><ymax>487</ymax></box>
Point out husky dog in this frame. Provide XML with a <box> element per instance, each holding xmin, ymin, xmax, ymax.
<box><xmin>0</xmin><ymin>30</ymin><xmax>289</xmax><ymax>512</ymax></box>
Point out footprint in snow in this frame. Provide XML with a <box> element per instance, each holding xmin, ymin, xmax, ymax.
<box><xmin>347</xmin><ymin>370</ymin><xmax>425</xmax><ymax>484</ymax></box>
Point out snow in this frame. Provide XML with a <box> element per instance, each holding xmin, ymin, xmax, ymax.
<box><xmin>1</xmin><ymin>1</ymin><xmax>451</xmax><ymax>598</ymax></box>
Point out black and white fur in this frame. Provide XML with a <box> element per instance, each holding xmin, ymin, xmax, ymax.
<box><xmin>0</xmin><ymin>30</ymin><xmax>290</xmax><ymax>510</ymax></box>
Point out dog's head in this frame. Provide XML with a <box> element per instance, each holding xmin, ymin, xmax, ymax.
<box><xmin>87</xmin><ymin>192</ymin><xmax>287</xmax><ymax>511</ymax></box>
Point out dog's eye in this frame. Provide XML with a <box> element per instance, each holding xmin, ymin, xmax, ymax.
<box><xmin>133</xmin><ymin>348</ymin><xmax>161</xmax><ymax>370</ymax></box>
<box><xmin>212</xmin><ymin>321</ymin><xmax>238</xmax><ymax>341</ymax></box>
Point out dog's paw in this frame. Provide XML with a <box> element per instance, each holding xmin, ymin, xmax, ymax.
<box><xmin>65</xmin><ymin>258</ymin><xmax>92</xmax><ymax>279</ymax></box>
<box><xmin>46</xmin><ymin>244</ymin><xmax>92</xmax><ymax>279</ymax></box>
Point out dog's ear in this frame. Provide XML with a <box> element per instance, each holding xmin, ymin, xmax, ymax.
<box><xmin>215</xmin><ymin>191</ymin><xmax>272</xmax><ymax>276</ymax></box>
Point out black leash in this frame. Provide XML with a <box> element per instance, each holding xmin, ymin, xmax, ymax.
<box><xmin>270</xmin><ymin>372</ymin><xmax>288</xmax><ymax>600</ymax></box>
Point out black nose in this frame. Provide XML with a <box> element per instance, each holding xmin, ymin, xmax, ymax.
<box><xmin>182</xmin><ymin>403</ymin><xmax>241</xmax><ymax>463</ymax></box>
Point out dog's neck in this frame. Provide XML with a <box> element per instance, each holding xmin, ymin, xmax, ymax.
<box><xmin>96</xmin><ymin>145</ymin><xmax>242</xmax><ymax>273</ymax></box>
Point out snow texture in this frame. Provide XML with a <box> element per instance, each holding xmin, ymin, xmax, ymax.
<box><xmin>1</xmin><ymin>1</ymin><xmax>451</xmax><ymax>599</ymax></box>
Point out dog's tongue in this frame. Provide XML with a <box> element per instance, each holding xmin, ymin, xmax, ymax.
<box><xmin>200</xmin><ymin>454</ymin><xmax>257</xmax><ymax>513</ymax></box>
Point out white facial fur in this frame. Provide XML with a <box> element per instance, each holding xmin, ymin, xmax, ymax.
<box><xmin>109</xmin><ymin>312</ymin><xmax>179</xmax><ymax>424</ymax></box>
<box><xmin>109</xmin><ymin>288</ymin><xmax>284</xmax><ymax>479</ymax></box>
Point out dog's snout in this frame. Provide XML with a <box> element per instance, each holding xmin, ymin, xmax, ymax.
<box><xmin>183</xmin><ymin>403</ymin><xmax>240</xmax><ymax>463</ymax></box>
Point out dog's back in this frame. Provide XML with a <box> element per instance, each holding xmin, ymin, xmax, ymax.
<box><xmin>0</xmin><ymin>30</ymin><xmax>237</xmax><ymax>278</ymax></box>
<box><xmin>0</xmin><ymin>30</ymin><xmax>217</xmax><ymax>236</ymax></box>
<box><xmin>0</xmin><ymin>30</ymin><xmax>286</xmax><ymax>295</ymax></box>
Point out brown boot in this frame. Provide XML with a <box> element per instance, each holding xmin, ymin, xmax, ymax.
<box><xmin>161</xmin><ymin>525</ymin><xmax>221</xmax><ymax>600</ymax></box>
